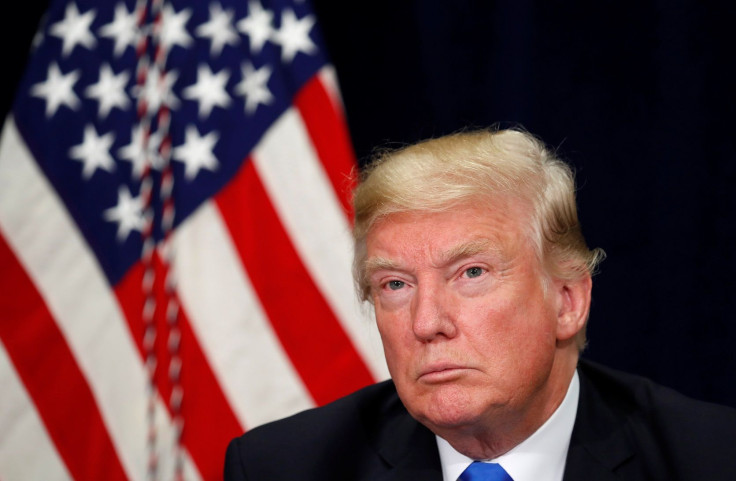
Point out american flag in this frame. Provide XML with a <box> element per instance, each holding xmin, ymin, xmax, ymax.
<box><xmin>0</xmin><ymin>1</ymin><xmax>388</xmax><ymax>480</ymax></box>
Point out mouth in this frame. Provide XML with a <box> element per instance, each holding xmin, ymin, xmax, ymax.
<box><xmin>417</xmin><ymin>363</ymin><xmax>469</xmax><ymax>383</ymax></box>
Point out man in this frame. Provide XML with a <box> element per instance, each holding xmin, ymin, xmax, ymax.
<box><xmin>224</xmin><ymin>128</ymin><xmax>736</xmax><ymax>480</ymax></box>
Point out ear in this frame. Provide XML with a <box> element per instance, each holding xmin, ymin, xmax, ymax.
<box><xmin>553</xmin><ymin>275</ymin><xmax>592</xmax><ymax>342</ymax></box>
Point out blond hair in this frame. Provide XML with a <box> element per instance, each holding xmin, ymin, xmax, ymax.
<box><xmin>352</xmin><ymin>127</ymin><xmax>604</xmax><ymax>349</ymax></box>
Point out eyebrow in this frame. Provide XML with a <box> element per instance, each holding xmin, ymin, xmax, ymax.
<box><xmin>437</xmin><ymin>239</ymin><xmax>499</xmax><ymax>266</ymax></box>
<box><xmin>363</xmin><ymin>239</ymin><xmax>503</xmax><ymax>279</ymax></box>
<box><xmin>363</xmin><ymin>257</ymin><xmax>402</xmax><ymax>280</ymax></box>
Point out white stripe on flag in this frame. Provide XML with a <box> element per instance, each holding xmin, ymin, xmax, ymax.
<box><xmin>0</xmin><ymin>342</ymin><xmax>74</xmax><ymax>481</ymax></box>
<box><xmin>0</xmin><ymin>117</ymin><xmax>203</xmax><ymax>481</ymax></box>
<box><xmin>174</xmin><ymin>201</ymin><xmax>315</xmax><ymax>428</ymax></box>
<box><xmin>318</xmin><ymin>66</ymin><xmax>346</xmax><ymax>115</ymax></box>
<box><xmin>253</xmin><ymin>108</ymin><xmax>389</xmax><ymax>381</ymax></box>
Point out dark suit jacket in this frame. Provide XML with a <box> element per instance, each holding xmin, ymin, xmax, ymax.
<box><xmin>224</xmin><ymin>359</ymin><xmax>736</xmax><ymax>480</ymax></box>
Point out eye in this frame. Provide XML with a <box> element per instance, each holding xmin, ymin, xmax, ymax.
<box><xmin>386</xmin><ymin>280</ymin><xmax>405</xmax><ymax>290</ymax></box>
<box><xmin>464</xmin><ymin>267</ymin><xmax>485</xmax><ymax>278</ymax></box>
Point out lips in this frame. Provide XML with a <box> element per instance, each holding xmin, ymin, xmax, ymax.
<box><xmin>418</xmin><ymin>362</ymin><xmax>469</xmax><ymax>383</ymax></box>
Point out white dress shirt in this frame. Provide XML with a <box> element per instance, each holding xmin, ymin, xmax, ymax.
<box><xmin>436</xmin><ymin>371</ymin><xmax>580</xmax><ymax>481</ymax></box>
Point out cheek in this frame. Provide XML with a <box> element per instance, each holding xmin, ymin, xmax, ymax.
<box><xmin>462</xmin><ymin>296</ymin><xmax>517</xmax><ymax>336</ymax></box>
<box><xmin>375</xmin><ymin>312</ymin><xmax>411</xmax><ymax>370</ymax></box>
<box><xmin>463</xmin><ymin>296</ymin><xmax>556</xmax><ymax>362</ymax></box>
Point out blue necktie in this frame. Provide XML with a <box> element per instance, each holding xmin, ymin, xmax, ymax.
<box><xmin>458</xmin><ymin>461</ymin><xmax>513</xmax><ymax>481</ymax></box>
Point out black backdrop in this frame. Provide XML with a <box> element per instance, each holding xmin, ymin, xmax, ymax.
<box><xmin>310</xmin><ymin>0</ymin><xmax>736</xmax><ymax>407</ymax></box>
<box><xmin>6</xmin><ymin>1</ymin><xmax>735</xmax><ymax>407</ymax></box>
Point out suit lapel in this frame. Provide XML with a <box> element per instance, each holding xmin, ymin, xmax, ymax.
<box><xmin>563</xmin><ymin>360</ymin><xmax>635</xmax><ymax>481</ymax></box>
<box><xmin>564</xmin><ymin>438</ymin><xmax>631</xmax><ymax>481</ymax></box>
<box><xmin>369</xmin><ymin>392</ymin><xmax>443</xmax><ymax>481</ymax></box>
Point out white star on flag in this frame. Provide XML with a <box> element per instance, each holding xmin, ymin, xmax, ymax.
<box><xmin>85</xmin><ymin>64</ymin><xmax>131</xmax><ymax>118</ymax></box>
<box><xmin>272</xmin><ymin>8</ymin><xmax>316</xmax><ymax>62</ymax></box>
<box><xmin>183</xmin><ymin>64</ymin><xmax>231</xmax><ymax>118</ymax></box>
<box><xmin>98</xmin><ymin>2</ymin><xmax>139</xmax><ymax>57</ymax></box>
<box><xmin>196</xmin><ymin>2</ymin><xmax>239</xmax><ymax>57</ymax></box>
<box><xmin>69</xmin><ymin>124</ymin><xmax>116</xmax><ymax>179</ymax></box>
<box><xmin>172</xmin><ymin>125</ymin><xmax>219</xmax><ymax>180</ymax></box>
<box><xmin>118</xmin><ymin>125</ymin><xmax>164</xmax><ymax>178</ymax></box>
<box><xmin>103</xmin><ymin>185</ymin><xmax>145</xmax><ymax>241</ymax></box>
<box><xmin>236</xmin><ymin>61</ymin><xmax>273</xmax><ymax>115</ymax></box>
<box><xmin>237</xmin><ymin>0</ymin><xmax>274</xmax><ymax>54</ymax></box>
<box><xmin>160</xmin><ymin>4</ymin><xmax>194</xmax><ymax>52</ymax></box>
<box><xmin>132</xmin><ymin>65</ymin><xmax>180</xmax><ymax>114</ymax></box>
<box><xmin>30</xmin><ymin>62</ymin><xmax>81</xmax><ymax>117</ymax></box>
<box><xmin>48</xmin><ymin>2</ymin><xmax>97</xmax><ymax>56</ymax></box>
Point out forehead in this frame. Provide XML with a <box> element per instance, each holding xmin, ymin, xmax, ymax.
<box><xmin>364</xmin><ymin>201</ymin><xmax>532</xmax><ymax>266</ymax></box>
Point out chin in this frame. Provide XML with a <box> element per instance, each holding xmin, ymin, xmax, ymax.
<box><xmin>406</xmin><ymin>383</ymin><xmax>491</xmax><ymax>431</ymax></box>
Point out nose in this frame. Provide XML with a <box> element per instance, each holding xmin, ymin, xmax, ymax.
<box><xmin>411</xmin><ymin>282</ymin><xmax>458</xmax><ymax>342</ymax></box>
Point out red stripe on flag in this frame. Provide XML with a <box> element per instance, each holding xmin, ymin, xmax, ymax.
<box><xmin>294</xmin><ymin>76</ymin><xmax>358</xmax><ymax>220</ymax></box>
<box><xmin>114</xmin><ymin>254</ymin><xmax>243</xmax><ymax>480</ymax></box>
<box><xmin>216</xmin><ymin>158</ymin><xmax>375</xmax><ymax>406</ymax></box>
<box><xmin>0</xmin><ymin>232</ymin><xmax>128</xmax><ymax>481</ymax></box>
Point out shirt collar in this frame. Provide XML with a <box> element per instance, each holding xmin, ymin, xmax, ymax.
<box><xmin>436</xmin><ymin>371</ymin><xmax>580</xmax><ymax>481</ymax></box>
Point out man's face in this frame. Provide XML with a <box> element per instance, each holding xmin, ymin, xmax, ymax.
<box><xmin>365</xmin><ymin>202</ymin><xmax>574</xmax><ymax>437</ymax></box>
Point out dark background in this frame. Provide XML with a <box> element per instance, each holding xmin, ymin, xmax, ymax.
<box><xmin>5</xmin><ymin>1</ymin><xmax>735</xmax><ymax>407</ymax></box>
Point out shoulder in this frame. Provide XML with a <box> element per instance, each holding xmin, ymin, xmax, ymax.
<box><xmin>224</xmin><ymin>380</ymin><xmax>407</xmax><ymax>480</ymax></box>
<box><xmin>577</xmin><ymin>358</ymin><xmax>736</xmax><ymax>426</ymax></box>
<box><xmin>238</xmin><ymin>379</ymin><xmax>401</xmax><ymax>446</ymax></box>
<box><xmin>572</xmin><ymin>359</ymin><xmax>736</xmax><ymax>480</ymax></box>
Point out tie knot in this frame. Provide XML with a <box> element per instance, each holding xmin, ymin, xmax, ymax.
<box><xmin>458</xmin><ymin>461</ymin><xmax>513</xmax><ymax>481</ymax></box>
